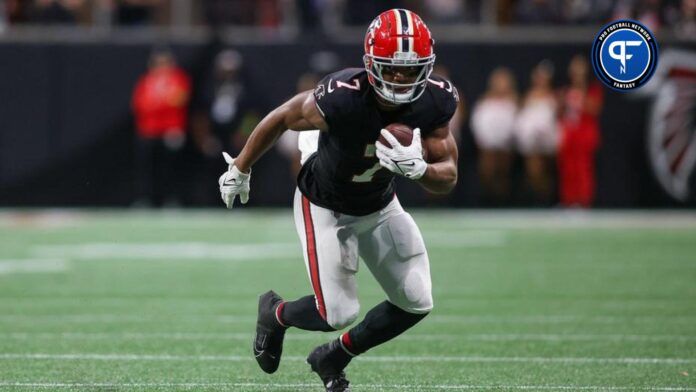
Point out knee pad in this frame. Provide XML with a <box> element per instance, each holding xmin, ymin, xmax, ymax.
<box><xmin>326</xmin><ymin>302</ymin><xmax>360</xmax><ymax>330</ymax></box>
<box><xmin>393</xmin><ymin>267</ymin><xmax>433</xmax><ymax>314</ymax></box>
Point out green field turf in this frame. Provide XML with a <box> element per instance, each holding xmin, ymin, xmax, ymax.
<box><xmin>0</xmin><ymin>209</ymin><xmax>695</xmax><ymax>391</ymax></box>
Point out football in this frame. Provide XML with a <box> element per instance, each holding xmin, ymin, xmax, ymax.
<box><xmin>379</xmin><ymin>123</ymin><xmax>413</xmax><ymax>148</ymax></box>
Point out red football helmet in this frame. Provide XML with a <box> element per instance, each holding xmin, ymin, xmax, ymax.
<box><xmin>364</xmin><ymin>9</ymin><xmax>436</xmax><ymax>104</ymax></box>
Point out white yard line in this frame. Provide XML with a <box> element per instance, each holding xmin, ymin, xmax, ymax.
<box><xmin>27</xmin><ymin>232</ymin><xmax>506</xmax><ymax>262</ymax></box>
<box><xmin>0</xmin><ymin>353</ymin><xmax>694</xmax><ymax>364</ymax></box>
<box><xmin>3</xmin><ymin>332</ymin><xmax>696</xmax><ymax>343</ymax></box>
<box><xmin>0</xmin><ymin>382</ymin><xmax>694</xmax><ymax>391</ymax></box>
<box><xmin>0</xmin><ymin>259</ymin><xmax>69</xmax><ymax>275</ymax></box>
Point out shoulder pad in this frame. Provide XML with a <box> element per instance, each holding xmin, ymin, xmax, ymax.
<box><xmin>427</xmin><ymin>74</ymin><xmax>460</xmax><ymax>104</ymax></box>
<box><xmin>314</xmin><ymin>68</ymin><xmax>368</xmax><ymax>125</ymax></box>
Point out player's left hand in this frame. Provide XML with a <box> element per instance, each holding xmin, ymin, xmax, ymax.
<box><xmin>218</xmin><ymin>152</ymin><xmax>251</xmax><ymax>208</ymax></box>
<box><xmin>375</xmin><ymin>128</ymin><xmax>427</xmax><ymax>180</ymax></box>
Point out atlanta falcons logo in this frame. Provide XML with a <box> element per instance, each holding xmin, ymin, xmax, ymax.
<box><xmin>642</xmin><ymin>49</ymin><xmax>696</xmax><ymax>202</ymax></box>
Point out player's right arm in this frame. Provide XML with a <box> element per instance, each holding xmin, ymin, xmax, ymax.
<box><xmin>233</xmin><ymin>90</ymin><xmax>327</xmax><ymax>173</ymax></box>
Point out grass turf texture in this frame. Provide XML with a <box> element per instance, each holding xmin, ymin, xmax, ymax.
<box><xmin>0</xmin><ymin>210</ymin><xmax>694</xmax><ymax>391</ymax></box>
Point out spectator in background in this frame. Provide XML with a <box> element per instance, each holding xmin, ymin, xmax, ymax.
<box><xmin>612</xmin><ymin>0</ymin><xmax>678</xmax><ymax>33</ymax></box>
<box><xmin>343</xmin><ymin>0</ymin><xmax>409</xmax><ymax>25</ymax></box>
<box><xmin>202</xmin><ymin>0</ymin><xmax>281</xmax><ymax>28</ymax></box>
<box><xmin>191</xmin><ymin>49</ymin><xmax>257</xmax><ymax>159</ymax></box>
<box><xmin>202</xmin><ymin>0</ymin><xmax>256</xmax><ymax>27</ymax></box>
<box><xmin>422</xmin><ymin>0</ymin><xmax>465</xmax><ymax>24</ymax></box>
<box><xmin>515</xmin><ymin>60</ymin><xmax>558</xmax><ymax>205</ymax></box>
<box><xmin>675</xmin><ymin>0</ymin><xmax>696</xmax><ymax>38</ymax></box>
<box><xmin>0</xmin><ymin>0</ymin><xmax>7</xmax><ymax>30</ymax></box>
<box><xmin>558</xmin><ymin>55</ymin><xmax>603</xmax><ymax>208</ymax></box>
<box><xmin>496</xmin><ymin>0</ymin><xmax>515</xmax><ymax>24</ymax></box>
<box><xmin>470</xmin><ymin>67</ymin><xmax>518</xmax><ymax>205</ymax></box>
<box><xmin>27</xmin><ymin>0</ymin><xmax>84</xmax><ymax>24</ymax></box>
<box><xmin>116</xmin><ymin>0</ymin><xmax>163</xmax><ymax>26</ymax></box>
<box><xmin>189</xmin><ymin>49</ymin><xmax>258</xmax><ymax>204</ymax></box>
<box><xmin>296</xmin><ymin>0</ymin><xmax>324</xmax><ymax>35</ymax></box>
<box><xmin>6</xmin><ymin>0</ymin><xmax>32</xmax><ymax>23</ymax></box>
<box><xmin>131</xmin><ymin>48</ymin><xmax>191</xmax><ymax>206</ymax></box>
<box><xmin>514</xmin><ymin>0</ymin><xmax>562</xmax><ymax>24</ymax></box>
<box><xmin>561</xmin><ymin>0</ymin><xmax>614</xmax><ymax>24</ymax></box>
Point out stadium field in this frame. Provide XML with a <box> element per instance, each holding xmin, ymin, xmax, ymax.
<box><xmin>0</xmin><ymin>209</ymin><xmax>695</xmax><ymax>391</ymax></box>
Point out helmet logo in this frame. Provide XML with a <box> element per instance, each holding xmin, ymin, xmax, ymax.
<box><xmin>393</xmin><ymin>52</ymin><xmax>418</xmax><ymax>62</ymax></box>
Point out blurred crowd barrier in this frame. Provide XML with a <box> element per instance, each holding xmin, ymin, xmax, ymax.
<box><xmin>0</xmin><ymin>35</ymin><xmax>694</xmax><ymax>208</ymax></box>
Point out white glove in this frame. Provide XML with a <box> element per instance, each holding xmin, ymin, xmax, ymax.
<box><xmin>375</xmin><ymin>128</ymin><xmax>427</xmax><ymax>180</ymax></box>
<box><xmin>218</xmin><ymin>152</ymin><xmax>250</xmax><ymax>208</ymax></box>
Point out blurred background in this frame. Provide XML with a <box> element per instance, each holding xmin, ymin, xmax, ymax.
<box><xmin>0</xmin><ymin>0</ymin><xmax>695</xmax><ymax>209</ymax></box>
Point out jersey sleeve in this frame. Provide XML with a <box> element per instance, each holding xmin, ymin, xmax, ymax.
<box><xmin>312</xmin><ymin>69</ymin><xmax>364</xmax><ymax>131</ymax></box>
<box><xmin>427</xmin><ymin>76</ymin><xmax>460</xmax><ymax>129</ymax></box>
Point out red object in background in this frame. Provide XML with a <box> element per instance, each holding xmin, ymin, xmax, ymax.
<box><xmin>132</xmin><ymin>66</ymin><xmax>191</xmax><ymax>138</ymax></box>
<box><xmin>558</xmin><ymin>83</ymin><xmax>604</xmax><ymax>207</ymax></box>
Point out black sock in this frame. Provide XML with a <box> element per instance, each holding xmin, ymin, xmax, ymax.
<box><xmin>339</xmin><ymin>301</ymin><xmax>428</xmax><ymax>355</ymax></box>
<box><xmin>280</xmin><ymin>295</ymin><xmax>335</xmax><ymax>332</ymax></box>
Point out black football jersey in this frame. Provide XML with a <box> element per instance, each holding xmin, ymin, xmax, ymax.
<box><xmin>297</xmin><ymin>68</ymin><xmax>458</xmax><ymax>216</ymax></box>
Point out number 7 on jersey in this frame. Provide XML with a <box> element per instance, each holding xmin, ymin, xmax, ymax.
<box><xmin>352</xmin><ymin>144</ymin><xmax>382</xmax><ymax>183</ymax></box>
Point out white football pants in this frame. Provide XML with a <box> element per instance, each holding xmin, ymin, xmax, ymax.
<box><xmin>293</xmin><ymin>188</ymin><xmax>433</xmax><ymax>330</ymax></box>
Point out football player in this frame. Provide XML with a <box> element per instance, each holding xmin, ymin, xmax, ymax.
<box><xmin>219</xmin><ymin>8</ymin><xmax>459</xmax><ymax>392</ymax></box>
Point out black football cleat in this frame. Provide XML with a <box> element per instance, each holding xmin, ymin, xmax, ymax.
<box><xmin>307</xmin><ymin>339</ymin><xmax>353</xmax><ymax>392</ymax></box>
<box><xmin>252</xmin><ymin>290</ymin><xmax>287</xmax><ymax>374</ymax></box>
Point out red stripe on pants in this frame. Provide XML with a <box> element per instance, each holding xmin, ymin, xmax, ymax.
<box><xmin>302</xmin><ymin>195</ymin><xmax>327</xmax><ymax>320</ymax></box>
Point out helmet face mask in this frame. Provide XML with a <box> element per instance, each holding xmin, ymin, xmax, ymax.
<box><xmin>364</xmin><ymin>54</ymin><xmax>435</xmax><ymax>104</ymax></box>
<box><xmin>363</xmin><ymin>9</ymin><xmax>436</xmax><ymax>105</ymax></box>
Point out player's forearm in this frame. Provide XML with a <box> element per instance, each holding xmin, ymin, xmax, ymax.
<box><xmin>233</xmin><ymin>108</ymin><xmax>289</xmax><ymax>173</ymax></box>
<box><xmin>417</xmin><ymin>162</ymin><xmax>457</xmax><ymax>194</ymax></box>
